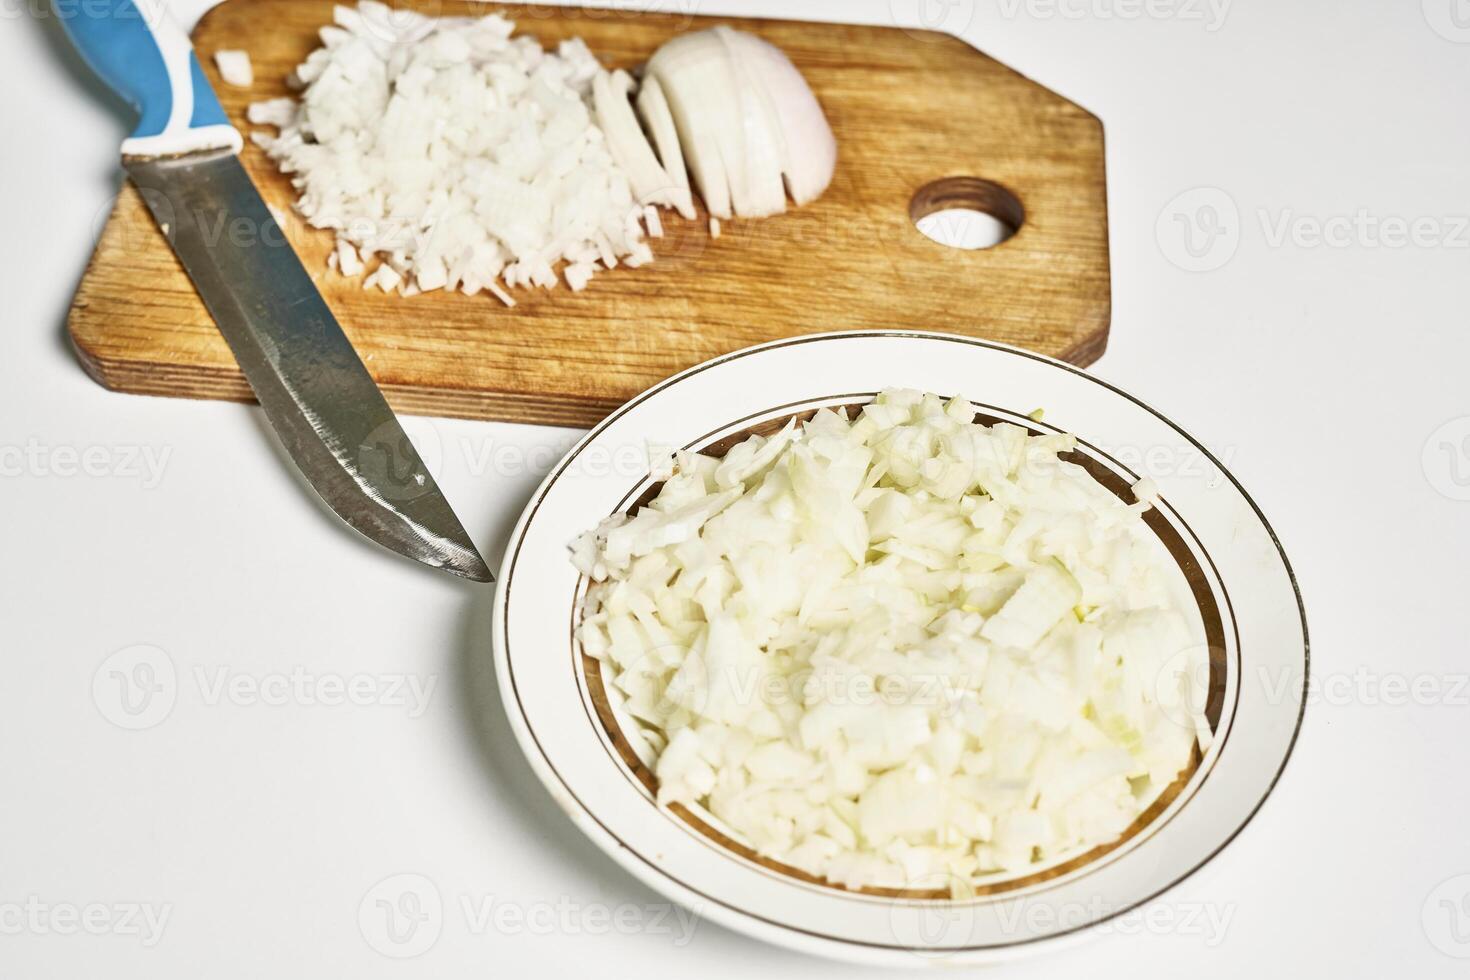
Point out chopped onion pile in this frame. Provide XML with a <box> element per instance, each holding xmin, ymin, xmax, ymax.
<box><xmin>250</xmin><ymin>3</ymin><xmax>655</xmax><ymax>302</ymax></box>
<box><xmin>572</xmin><ymin>391</ymin><xmax>1212</xmax><ymax>892</ymax></box>
<box><xmin>248</xmin><ymin>4</ymin><xmax>835</xmax><ymax>303</ymax></box>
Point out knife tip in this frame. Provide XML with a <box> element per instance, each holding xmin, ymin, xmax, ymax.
<box><xmin>449</xmin><ymin>551</ymin><xmax>496</xmax><ymax>583</ymax></box>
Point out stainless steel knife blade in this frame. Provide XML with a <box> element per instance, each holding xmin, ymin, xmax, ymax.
<box><xmin>126</xmin><ymin>149</ymin><xmax>491</xmax><ymax>582</ymax></box>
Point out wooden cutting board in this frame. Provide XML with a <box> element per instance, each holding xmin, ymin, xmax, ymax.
<box><xmin>70</xmin><ymin>0</ymin><xmax>1109</xmax><ymax>428</ymax></box>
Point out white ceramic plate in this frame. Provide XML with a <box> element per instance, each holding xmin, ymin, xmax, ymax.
<box><xmin>492</xmin><ymin>331</ymin><xmax>1307</xmax><ymax>966</ymax></box>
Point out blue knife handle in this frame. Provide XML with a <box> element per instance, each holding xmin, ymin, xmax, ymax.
<box><xmin>53</xmin><ymin>0</ymin><xmax>241</xmax><ymax>158</ymax></box>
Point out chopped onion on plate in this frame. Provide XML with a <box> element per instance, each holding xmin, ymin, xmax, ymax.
<box><xmin>572</xmin><ymin>390</ymin><xmax>1211</xmax><ymax>892</ymax></box>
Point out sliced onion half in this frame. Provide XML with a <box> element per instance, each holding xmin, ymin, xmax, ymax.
<box><xmin>645</xmin><ymin>27</ymin><xmax>836</xmax><ymax>220</ymax></box>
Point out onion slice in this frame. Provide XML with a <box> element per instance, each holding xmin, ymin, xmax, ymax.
<box><xmin>592</xmin><ymin>69</ymin><xmax>683</xmax><ymax>213</ymax></box>
<box><xmin>634</xmin><ymin>76</ymin><xmax>697</xmax><ymax>220</ymax></box>
<box><xmin>721</xmin><ymin>29</ymin><xmax>836</xmax><ymax>206</ymax></box>
<box><xmin>645</xmin><ymin>30</ymin><xmax>742</xmax><ymax>219</ymax></box>
<box><xmin>714</xmin><ymin>27</ymin><xmax>786</xmax><ymax>217</ymax></box>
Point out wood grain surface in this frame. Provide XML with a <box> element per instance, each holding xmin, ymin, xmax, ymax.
<box><xmin>68</xmin><ymin>0</ymin><xmax>1110</xmax><ymax>428</ymax></box>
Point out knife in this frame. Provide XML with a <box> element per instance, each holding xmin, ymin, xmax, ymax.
<box><xmin>56</xmin><ymin>0</ymin><xmax>492</xmax><ymax>582</ymax></box>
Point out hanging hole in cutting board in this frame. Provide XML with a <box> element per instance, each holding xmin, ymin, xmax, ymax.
<box><xmin>910</xmin><ymin>177</ymin><xmax>1025</xmax><ymax>250</ymax></box>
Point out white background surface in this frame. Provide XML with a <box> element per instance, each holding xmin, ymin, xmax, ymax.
<box><xmin>1</xmin><ymin>0</ymin><xmax>1466</xmax><ymax>975</ymax></box>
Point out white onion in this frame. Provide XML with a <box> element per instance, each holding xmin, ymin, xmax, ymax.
<box><xmin>214</xmin><ymin>49</ymin><xmax>254</xmax><ymax>88</ymax></box>
<box><xmin>718</xmin><ymin>28</ymin><xmax>836</xmax><ymax>206</ymax></box>
<box><xmin>633</xmin><ymin>76</ymin><xmax>697</xmax><ymax>220</ymax></box>
<box><xmin>572</xmin><ymin>391</ymin><xmax>1210</xmax><ymax>892</ymax></box>
<box><xmin>249</xmin><ymin>2</ymin><xmax>659</xmax><ymax>301</ymax></box>
<box><xmin>714</xmin><ymin>27</ymin><xmax>787</xmax><ymax>218</ymax></box>
<box><xmin>645</xmin><ymin>27</ymin><xmax>835</xmax><ymax>218</ymax></box>
<box><xmin>249</xmin><ymin>5</ymin><xmax>836</xmax><ymax>300</ymax></box>
<box><xmin>592</xmin><ymin>69</ymin><xmax>682</xmax><ymax>212</ymax></box>
<box><xmin>644</xmin><ymin>30</ymin><xmax>740</xmax><ymax>219</ymax></box>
